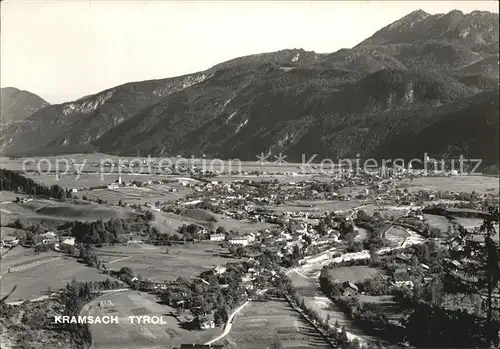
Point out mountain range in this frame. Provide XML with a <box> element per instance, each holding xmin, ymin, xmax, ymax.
<box><xmin>0</xmin><ymin>87</ymin><xmax>49</xmax><ymax>124</ymax></box>
<box><xmin>1</xmin><ymin>9</ymin><xmax>498</xmax><ymax>167</ymax></box>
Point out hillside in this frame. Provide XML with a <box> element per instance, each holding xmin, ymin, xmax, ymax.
<box><xmin>358</xmin><ymin>10</ymin><xmax>499</xmax><ymax>52</ymax></box>
<box><xmin>0</xmin><ymin>87</ymin><xmax>49</xmax><ymax>124</ymax></box>
<box><xmin>1</xmin><ymin>9</ymin><xmax>498</xmax><ymax>167</ymax></box>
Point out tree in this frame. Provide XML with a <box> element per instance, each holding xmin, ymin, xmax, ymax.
<box><xmin>347</xmin><ymin>240</ymin><xmax>363</xmax><ymax>253</ymax></box>
<box><xmin>229</xmin><ymin>245</ymin><xmax>237</xmax><ymax>256</ymax></box>
<box><xmin>144</xmin><ymin>210</ymin><xmax>155</xmax><ymax>221</ymax></box>
<box><xmin>12</xmin><ymin>219</ymin><xmax>25</xmax><ymax>229</ymax></box>
<box><xmin>214</xmin><ymin>306</ymin><xmax>229</xmax><ymax>326</ymax></box>
<box><xmin>446</xmin><ymin>208</ymin><xmax>499</xmax><ymax>347</ymax></box>
<box><xmin>292</xmin><ymin>244</ymin><xmax>301</xmax><ymax>263</ymax></box>
<box><xmin>302</xmin><ymin>234</ymin><xmax>312</xmax><ymax>246</ymax></box>
<box><xmin>318</xmin><ymin>221</ymin><xmax>328</xmax><ymax>236</ymax></box>
<box><xmin>236</xmin><ymin>246</ymin><xmax>245</xmax><ymax>258</ymax></box>
<box><xmin>216</xmin><ymin>226</ymin><xmax>227</xmax><ymax>235</ymax></box>
<box><xmin>369</xmin><ymin>247</ymin><xmax>379</xmax><ymax>265</ymax></box>
<box><xmin>119</xmin><ymin>266</ymin><xmax>133</xmax><ymax>276</ymax></box>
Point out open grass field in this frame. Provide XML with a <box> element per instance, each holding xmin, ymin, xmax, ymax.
<box><xmin>400</xmin><ymin>176</ymin><xmax>499</xmax><ymax>194</ymax></box>
<box><xmin>0</xmin><ymin>193</ymin><xmax>137</xmax><ymax>228</ymax></box>
<box><xmin>1</xmin><ymin>154</ymin><xmax>335</xmax><ymax>175</ymax></box>
<box><xmin>151</xmin><ymin>210</ymin><xmax>204</xmax><ymax>235</ymax></box>
<box><xmin>357</xmin><ymin>295</ymin><xmax>404</xmax><ymax>325</ymax></box>
<box><xmin>1</xmin><ymin>191</ymin><xmax>29</xmax><ymax>202</ymax></box>
<box><xmin>94</xmin><ymin>243</ymin><xmax>239</xmax><ymax>282</ymax></box>
<box><xmin>264</xmin><ymin>200</ymin><xmax>365</xmax><ymax>214</ymax></box>
<box><xmin>424</xmin><ymin>214</ymin><xmax>451</xmax><ymax>232</ymax></box>
<box><xmin>325</xmin><ymin>266</ymin><xmax>382</xmax><ymax>283</ymax></box>
<box><xmin>217</xmin><ymin>218</ymin><xmax>276</xmax><ymax>234</ymax></box>
<box><xmin>81</xmin><ymin>290</ymin><xmax>218</xmax><ymax>349</ymax></box>
<box><xmin>384</xmin><ymin>226</ymin><xmax>410</xmax><ymax>246</ymax></box>
<box><xmin>452</xmin><ymin>217</ymin><xmax>485</xmax><ymax>230</ymax></box>
<box><xmin>78</xmin><ymin>183</ymin><xmax>193</xmax><ymax>205</ymax></box>
<box><xmin>217</xmin><ymin>299</ymin><xmax>331</xmax><ymax>349</ymax></box>
<box><xmin>0</xmin><ymin>227</ymin><xmax>21</xmax><ymax>240</ymax></box>
<box><xmin>0</xmin><ymin>247</ymin><xmax>60</xmax><ymax>274</ymax></box>
<box><xmin>0</xmin><ymin>248</ymin><xmax>113</xmax><ymax>301</ymax></box>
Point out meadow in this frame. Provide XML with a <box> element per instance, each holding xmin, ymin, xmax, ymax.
<box><xmin>94</xmin><ymin>243</ymin><xmax>239</xmax><ymax>281</ymax></box>
<box><xmin>0</xmin><ymin>194</ymin><xmax>137</xmax><ymax>228</ymax></box>
<box><xmin>78</xmin><ymin>183</ymin><xmax>193</xmax><ymax>205</ymax></box>
<box><xmin>264</xmin><ymin>200</ymin><xmax>365</xmax><ymax>214</ymax></box>
<box><xmin>400</xmin><ymin>176</ymin><xmax>499</xmax><ymax>194</ymax></box>
<box><xmin>81</xmin><ymin>290</ymin><xmax>218</xmax><ymax>349</ymax></box>
<box><xmin>424</xmin><ymin>213</ymin><xmax>451</xmax><ymax>232</ymax></box>
<box><xmin>1</xmin><ymin>248</ymin><xmax>113</xmax><ymax>301</ymax></box>
<box><xmin>217</xmin><ymin>299</ymin><xmax>331</xmax><ymax>349</ymax></box>
<box><xmin>384</xmin><ymin>226</ymin><xmax>411</xmax><ymax>246</ymax></box>
<box><xmin>325</xmin><ymin>266</ymin><xmax>383</xmax><ymax>283</ymax></box>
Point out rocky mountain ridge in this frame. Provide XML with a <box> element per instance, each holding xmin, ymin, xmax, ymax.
<box><xmin>1</xmin><ymin>9</ymin><xmax>498</xmax><ymax>167</ymax></box>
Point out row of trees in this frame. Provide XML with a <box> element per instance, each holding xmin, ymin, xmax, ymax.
<box><xmin>287</xmin><ymin>280</ymin><xmax>368</xmax><ymax>349</ymax></box>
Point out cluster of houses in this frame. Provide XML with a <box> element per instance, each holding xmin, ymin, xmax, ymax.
<box><xmin>1</xmin><ymin>232</ymin><xmax>76</xmax><ymax>251</ymax></box>
<box><xmin>1</xmin><ymin>235</ymin><xmax>20</xmax><ymax>248</ymax></box>
<box><xmin>209</xmin><ymin>232</ymin><xmax>257</xmax><ymax>246</ymax></box>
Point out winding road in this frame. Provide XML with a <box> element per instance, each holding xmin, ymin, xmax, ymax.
<box><xmin>204</xmin><ymin>300</ymin><xmax>252</xmax><ymax>345</ymax></box>
<box><xmin>204</xmin><ymin>288</ymin><xmax>267</xmax><ymax>345</ymax></box>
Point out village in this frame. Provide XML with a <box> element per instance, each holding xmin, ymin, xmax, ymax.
<box><xmin>1</xmin><ymin>161</ymin><xmax>499</xmax><ymax>348</ymax></box>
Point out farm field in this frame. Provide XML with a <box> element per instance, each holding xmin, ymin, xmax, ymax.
<box><xmin>151</xmin><ymin>210</ymin><xmax>206</xmax><ymax>235</ymax></box>
<box><xmin>1</xmin><ymin>191</ymin><xmax>30</xmax><ymax>202</ymax></box>
<box><xmin>400</xmin><ymin>176</ymin><xmax>499</xmax><ymax>194</ymax></box>
<box><xmin>1</xmin><ymin>250</ymin><xmax>113</xmax><ymax>301</ymax></box>
<box><xmin>264</xmin><ymin>200</ymin><xmax>365</xmax><ymax>214</ymax></box>
<box><xmin>452</xmin><ymin>217</ymin><xmax>484</xmax><ymax>230</ymax></box>
<box><xmin>288</xmin><ymin>266</ymin><xmax>376</xmax><ymax>344</ymax></box>
<box><xmin>216</xmin><ymin>299</ymin><xmax>331</xmax><ymax>349</ymax></box>
<box><xmin>424</xmin><ymin>214</ymin><xmax>451</xmax><ymax>232</ymax></box>
<box><xmin>0</xmin><ymin>247</ymin><xmax>62</xmax><ymax>274</ymax></box>
<box><xmin>325</xmin><ymin>266</ymin><xmax>383</xmax><ymax>283</ymax></box>
<box><xmin>1</xmin><ymin>154</ymin><xmax>336</xmax><ymax>174</ymax></box>
<box><xmin>78</xmin><ymin>183</ymin><xmax>193</xmax><ymax>205</ymax></box>
<box><xmin>0</xmin><ymin>194</ymin><xmax>137</xmax><ymax>228</ymax></box>
<box><xmin>155</xmin><ymin>208</ymin><xmax>276</xmax><ymax>234</ymax></box>
<box><xmin>357</xmin><ymin>295</ymin><xmax>404</xmax><ymax>325</ymax></box>
<box><xmin>0</xmin><ymin>226</ymin><xmax>21</xmax><ymax>240</ymax></box>
<box><xmin>94</xmin><ymin>243</ymin><xmax>239</xmax><ymax>281</ymax></box>
<box><xmin>384</xmin><ymin>226</ymin><xmax>410</xmax><ymax>246</ymax></box>
<box><xmin>81</xmin><ymin>290</ymin><xmax>218</xmax><ymax>349</ymax></box>
<box><xmin>216</xmin><ymin>218</ymin><xmax>276</xmax><ymax>234</ymax></box>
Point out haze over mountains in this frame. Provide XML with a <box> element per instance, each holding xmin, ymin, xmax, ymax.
<box><xmin>1</xmin><ymin>9</ymin><xmax>498</xmax><ymax>166</ymax></box>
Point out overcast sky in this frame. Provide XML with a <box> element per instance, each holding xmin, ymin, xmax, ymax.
<box><xmin>1</xmin><ymin>1</ymin><xmax>498</xmax><ymax>104</ymax></box>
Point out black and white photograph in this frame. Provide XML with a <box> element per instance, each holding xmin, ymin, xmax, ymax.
<box><xmin>0</xmin><ymin>1</ymin><xmax>499</xmax><ymax>348</ymax></box>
